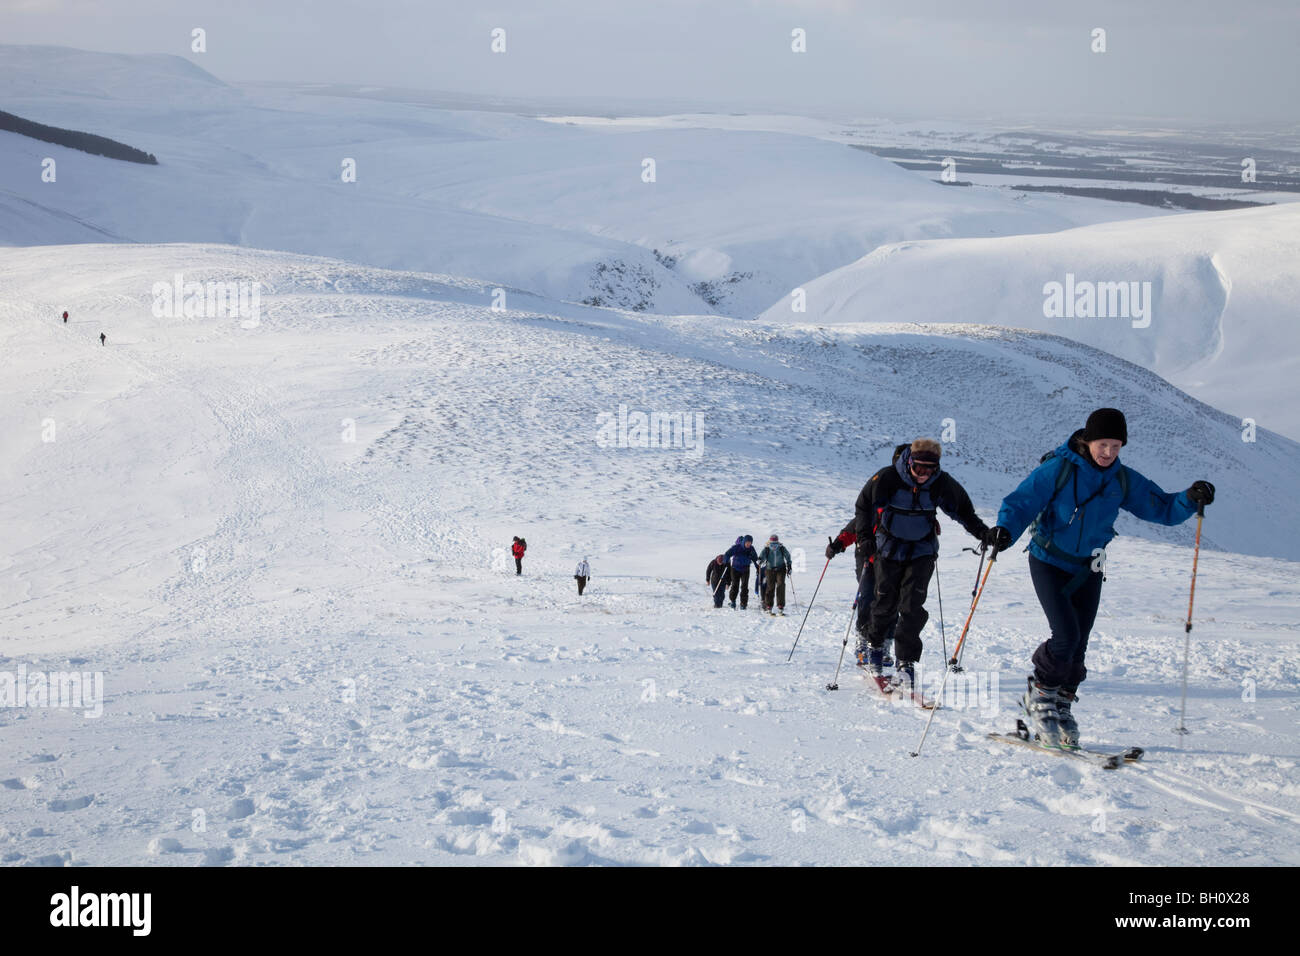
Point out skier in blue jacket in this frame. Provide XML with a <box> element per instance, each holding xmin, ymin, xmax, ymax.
<box><xmin>986</xmin><ymin>408</ymin><xmax>1215</xmax><ymax>749</ymax></box>
<box><xmin>723</xmin><ymin>535</ymin><xmax>760</xmax><ymax>609</ymax></box>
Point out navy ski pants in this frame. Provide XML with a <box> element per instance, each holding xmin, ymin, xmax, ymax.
<box><xmin>1029</xmin><ymin>555</ymin><xmax>1103</xmax><ymax>691</ymax></box>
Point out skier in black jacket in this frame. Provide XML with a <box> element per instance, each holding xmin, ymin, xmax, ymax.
<box><xmin>827</xmin><ymin>443</ymin><xmax>910</xmax><ymax>663</ymax></box>
<box><xmin>855</xmin><ymin>438</ymin><xmax>989</xmax><ymax>688</ymax></box>
<box><xmin>705</xmin><ymin>555</ymin><xmax>733</xmax><ymax>608</ymax></box>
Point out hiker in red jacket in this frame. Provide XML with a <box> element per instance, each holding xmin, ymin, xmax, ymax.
<box><xmin>511</xmin><ymin>536</ymin><xmax>527</xmax><ymax>575</ymax></box>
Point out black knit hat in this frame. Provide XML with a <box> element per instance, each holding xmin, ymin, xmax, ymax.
<box><xmin>1082</xmin><ymin>408</ymin><xmax>1127</xmax><ymax>445</ymax></box>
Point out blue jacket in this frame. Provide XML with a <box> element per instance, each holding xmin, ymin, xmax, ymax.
<box><xmin>725</xmin><ymin>537</ymin><xmax>760</xmax><ymax>572</ymax></box>
<box><xmin>997</xmin><ymin>431</ymin><xmax>1196</xmax><ymax>573</ymax></box>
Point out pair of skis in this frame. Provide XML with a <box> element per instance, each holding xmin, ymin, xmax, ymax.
<box><xmin>857</xmin><ymin>668</ymin><xmax>1143</xmax><ymax>767</ymax></box>
<box><xmin>989</xmin><ymin>719</ymin><xmax>1144</xmax><ymax>770</ymax></box>
<box><xmin>857</xmin><ymin>662</ymin><xmax>936</xmax><ymax>710</ymax></box>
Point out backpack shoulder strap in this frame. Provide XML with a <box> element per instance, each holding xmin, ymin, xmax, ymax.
<box><xmin>1048</xmin><ymin>452</ymin><xmax>1073</xmax><ymax>493</ymax></box>
<box><xmin>875</xmin><ymin>463</ymin><xmax>903</xmax><ymax>498</ymax></box>
<box><xmin>1030</xmin><ymin>453</ymin><xmax>1074</xmax><ymax>540</ymax></box>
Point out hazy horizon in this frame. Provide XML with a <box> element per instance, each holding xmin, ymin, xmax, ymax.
<box><xmin>2</xmin><ymin>0</ymin><xmax>1298</xmax><ymax>126</ymax></box>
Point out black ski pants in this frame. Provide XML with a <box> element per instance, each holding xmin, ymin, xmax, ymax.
<box><xmin>728</xmin><ymin>567</ymin><xmax>751</xmax><ymax>608</ymax></box>
<box><xmin>854</xmin><ymin>558</ymin><xmax>898</xmax><ymax>648</ymax></box>
<box><xmin>865</xmin><ymin>554</ymin><xmax>935</xmax><ymax>664</ymax></box>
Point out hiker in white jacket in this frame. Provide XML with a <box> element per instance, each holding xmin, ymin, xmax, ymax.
<box><xmin>575</xmin><ymin>558</ymin><xmax>591</xmax><ymax>595</ymax></box>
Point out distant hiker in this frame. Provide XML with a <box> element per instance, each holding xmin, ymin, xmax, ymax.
<box><xmin>62</xmin><ymin>311</ymin><xmax>68</xmax><ymax>323</ymax></box>
<box><xmin>723</xmin><ymin>534</ymin><xmax>760</xmax><ymax>609</ymax></box>
<box><xmin>989</xmin><ymin>408</ymin><xmax>1214</xmax><ymax>750</ymax></box>
<box><xmin>511</xmin><ymin>536</ymin><xmax>527</xmax><ymax>575</ymax></box>
<box><xmin>575</xmin><ymin>557</ymin><xmax>590</xmax><ymax>595</ymax></box>
<box><xmin>99</xmin><ymin>332</ymin><xmax>106</xmax><ymax>346</ymax></box>
<box><xmin>705</xmin><ymin>554</ymin><xmax>732</xmax><ymax>608</ymax></box>
<box><xmin>856</xmin><ymin>438</ymin><xmax>989</xmax><ymax>689</ymax></box>
<box><xmin>827</xmin><ymin>443</ymin><xmax>910</xmax><ymax>662</ymax></box>
<box><xmin>759</xmin><ymin>534</ymin><xmax>792</xmax><ymax>615</ymax></box>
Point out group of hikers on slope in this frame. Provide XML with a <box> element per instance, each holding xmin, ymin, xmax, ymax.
<box><xmin>824</xmin><ymin>408</ymin><xmax>1213</xmax><ymax>750</ymax></box>
<box><xmin>707</xmin><ymin>534</ymin><xmax>795</xmax><ymax>616</ymax></box>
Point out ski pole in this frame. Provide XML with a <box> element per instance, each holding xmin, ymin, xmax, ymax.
<box><xmin>911</xmin><ymin>548</ymin><xmax>998</xmax><ymax>757</ymax></box>
<box><xmin>711</xmin><ymin>567</ymin><xmax>730</xmax><ymax>603</ymax></box>
<box><xmin>949</xmin><ymin>546</ymin><xmax>995</xmax><ymax>668</ymax></box>
<box><xmin>953</xmin><ymin>544</ymin><xmax>987</xmax><ymax>671</ymax></box>
<box><xmin>787</xmin><ymin>556</ymin><xmax>829</xmax><ymax>661</ymax></box>
<box><xmin>787</xmin><ymin>571</ymin><xmax>798</xmax><ymax>611</ymax></box>
<box><xmin>935</xmin><ymin>552</ymin><xmax>948</xmax><ymax>666</ymax></box>
<box><xmin>1176</xmin><ymin>505</ymin><xmax>1206</xmax><ymax>735</ymax></box>
<box><xmin>826</xmin><ymin>598</ymin><xmax>858</xmax><ymax>691</ymax></box>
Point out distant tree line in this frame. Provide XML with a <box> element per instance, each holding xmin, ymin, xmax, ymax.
<box><xmin>1007</xmin><ymin>183</ymin><xmax>1264</xmax><ymax>211</ymax></box>
<box><xmin>0</xmin><ymin>109</ymin><xmax>158</xmax><ymax>165</ymax></box>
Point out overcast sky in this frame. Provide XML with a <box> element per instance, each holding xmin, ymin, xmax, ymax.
<box><xmin>3</xmin><ymin>0</ymin><xmax>1297</xmax><ymax>123</ymax></box>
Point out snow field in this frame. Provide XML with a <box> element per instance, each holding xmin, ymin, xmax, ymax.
<box><xmin>1</xmin><ymin>243</ymin><xmax>1296</xmax><ymax>865</ymax></box>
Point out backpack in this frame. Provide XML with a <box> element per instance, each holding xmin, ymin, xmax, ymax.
<box><xmin>762</xmin><ymin>544</ymin><xmax>790</xmax><ymax>570</ymax></box>
<box><xmin>876</xmin><ymin>473</ymin><xmax>942</xmax><ymax>558</ymax></box>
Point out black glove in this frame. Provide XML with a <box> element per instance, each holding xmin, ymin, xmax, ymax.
<box><xmin>1187</xmin><ymin>480</ymin><xmax>1215</xmax><ymax>506</ymax></box>
<box><xmin>825</xmin><ymin>535</ymin><xmax>845</xmax><ymax>559</ymax></box>
<box><xmin>983</xmin><ymin>526</ymin><xmax>1012</xmax><ymax>552</ymax></box>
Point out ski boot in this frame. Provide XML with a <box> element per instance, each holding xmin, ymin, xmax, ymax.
<box><xmin>882</xmin><ymin>638</ymin><xmax>895</xmax><ymax>669</ymax></box>
<box><xmin>1020</xmin><ymin>676</ymin><xmax>1064</xmax><ymax>748</ymax></box>
<box><xmin>730</xmin><ymin>600</ymin><xmax>737</xmax><ymax>609</ymax></box>
<box><xmin>889</xmin><ymin>660</ymin><xmax>916</xmax><ymax>693</ymax></box>
<box><xmin>1056</xmin><ymin>688</ymin><xmax>1080</xmax><ymax>749</ymax></box>
<box><xmin>862</xmin><ymin>645</ymin><xmax>886</xmax><ymax>677</ymax></box>
<box><xmin>778</xmin><ymin>607</ymin><xmax>785</xmax><ymax>616</ymax></box>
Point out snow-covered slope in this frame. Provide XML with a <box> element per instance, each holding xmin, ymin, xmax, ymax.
<box><xmin>1</xmin><ymin>243</ymin><xmax>1297</xmax><ymax>865</ymax></box>
<box><xmin>1</xmin><ymin>45</ymin><xmax>1175</xmax><ymax>319</ymax></box>
<box><xmin>761</xmin><ymin>203</ymin><xmax>1300</xmax><ymax>440</ymax></box>
<box><xmin>0</xmin><ymin>44</ymin><xmax>236</xmax><ymax>105</ymax></box>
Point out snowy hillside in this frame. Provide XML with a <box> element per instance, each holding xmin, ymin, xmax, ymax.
<box><xmin>1</xmin><ymin>45</ymin><xmax>1183</xmax><ymax>319</ymax></box>
<box><xmin>1</xmin><ymin>242</ymin><xmax>1297</xmax><ymax>866</ymax></box>
<box><xmin>760</xmin><ymin>203</ymin><xmax>1300</xmax><ymax>441</ymax></box>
